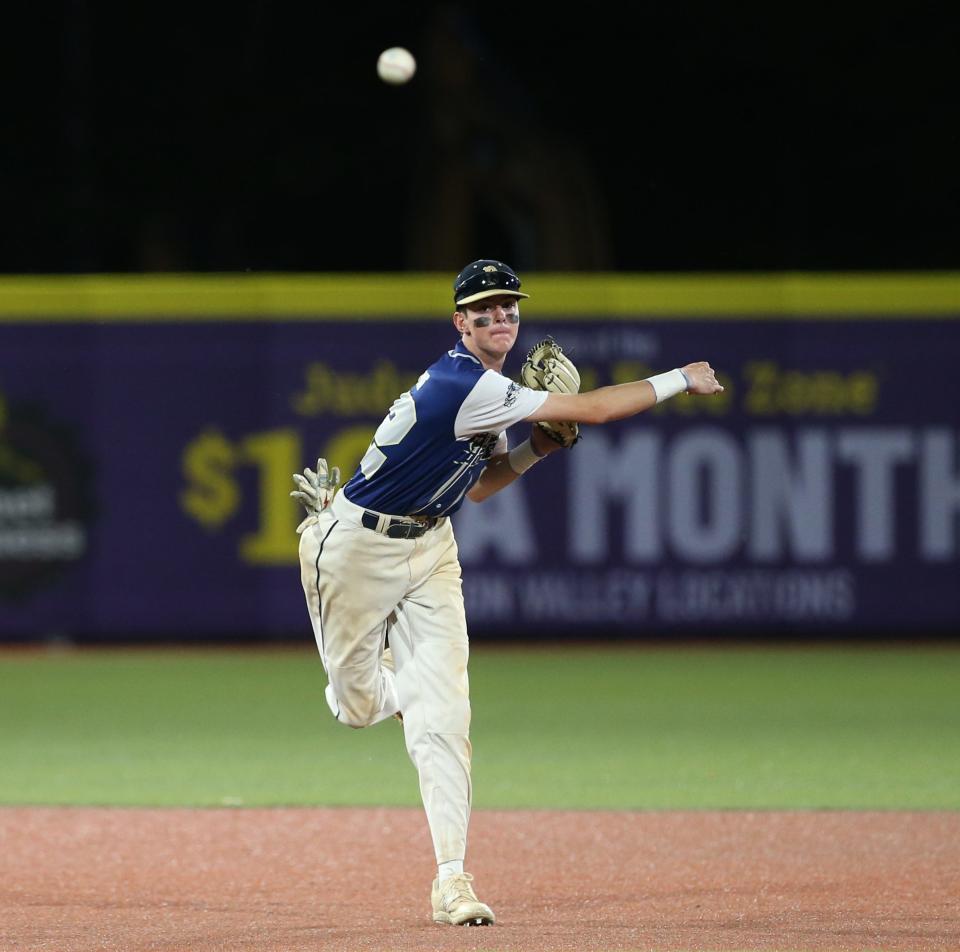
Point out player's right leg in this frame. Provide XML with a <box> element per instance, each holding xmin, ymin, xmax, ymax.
<box><xmin>298</xmin><ymin>508</ymin><xmax>407</xmax><ymax>728</ymax></box>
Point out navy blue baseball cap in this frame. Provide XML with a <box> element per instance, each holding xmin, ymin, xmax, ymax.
<box><xmin>454</xmin><ymin>259</ymin><xmax>530</xmax><ymax>307</ymax></box>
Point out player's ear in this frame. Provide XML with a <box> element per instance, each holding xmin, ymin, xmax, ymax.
<box><xmin>453</xmin><ymin>310</ymin><xmax>470</xmax><ymax>335</ymax></box>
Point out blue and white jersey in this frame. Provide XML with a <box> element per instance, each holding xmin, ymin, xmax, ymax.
<box><xmin>343</xmin><ymin>341</ymin><xmax>548</xmax><ymax>517</ymax></box>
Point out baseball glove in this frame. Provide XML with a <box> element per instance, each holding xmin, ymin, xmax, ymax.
<box><xmin>290</xmin><ymin>457</ymin><xmax>340</xmax><ymax>534</ymax></box>
<box><xmin>520</xmin><ymin>336</ymin><xmax>581</xmax><ymax>448</ymax></box>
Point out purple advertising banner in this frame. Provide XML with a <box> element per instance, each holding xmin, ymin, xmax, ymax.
<box><xmin>1</xmin><ymin>317</ymin><xmax>959</xmax><ymax>639</ymax></box>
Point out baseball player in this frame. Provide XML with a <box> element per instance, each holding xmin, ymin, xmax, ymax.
<box><xmin>292</xmin><ymin>259</ymin><xmax>723</xmax><ymax>926</ymax></box>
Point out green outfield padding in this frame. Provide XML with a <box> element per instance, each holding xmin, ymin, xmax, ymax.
<box><xmin>1</xmin><ymin>646</ymin><xmax>957</xmax><ymax>809</ymax></box>
<box><xmin>1</xmin><ymin>272</ymin><xmax>959</xmax><ymax>320</ymax></box>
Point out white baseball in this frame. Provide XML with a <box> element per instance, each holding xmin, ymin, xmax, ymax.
<box><xmin>377</xmin><ymin>47</ymin><xmax>416</xmax><ymax>85</ymax></box>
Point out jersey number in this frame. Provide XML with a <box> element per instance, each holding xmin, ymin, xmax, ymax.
<box><xmin>359</xmin><ymin>373</ymin><xmax>429</xmax><ymax>478</ymax></box>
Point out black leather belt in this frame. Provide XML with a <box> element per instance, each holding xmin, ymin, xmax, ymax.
<box><xmin>360</xmin><ymin>510</ymin><xmax>438</xmax><ymax>539</ymax></box>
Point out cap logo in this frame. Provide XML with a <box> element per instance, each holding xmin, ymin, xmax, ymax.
<box><xmin>483</xmin><ymin>265</ymin><xmax>497</xmax><ymax>273</ymax></box>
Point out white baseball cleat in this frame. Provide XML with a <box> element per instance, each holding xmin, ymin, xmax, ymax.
<box><xmin>431</xmin><ymin>873</ymin><xmax>495</xmax><ymax>926</ymax></box>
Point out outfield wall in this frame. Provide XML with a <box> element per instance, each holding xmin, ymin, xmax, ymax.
<box><xmin>1</xmin><ymin>274</ymin><xmax>959</xmax><ymax>641</ymax></box>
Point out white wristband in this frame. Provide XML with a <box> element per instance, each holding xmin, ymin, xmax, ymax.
<box><xmin>646</xmin><ymin>368</ymin><xmax>689</xmax><ymax>403</ymax></box>
<box><xmin>507</xmin><ymin>438</ymin><xmax>545</xmax><ymax>475</ymax></box>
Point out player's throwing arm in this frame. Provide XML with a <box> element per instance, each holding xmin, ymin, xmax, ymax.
<box><xmin>528</xmin><ymin>361</ymin><xmax>724</xmax><ymax>426</ymax></box>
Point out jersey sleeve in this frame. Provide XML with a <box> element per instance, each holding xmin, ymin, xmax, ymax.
<box><xmin>453</xmin><ymin>371</ymin><xmax>548</xmax><ymax>439</ymax></box>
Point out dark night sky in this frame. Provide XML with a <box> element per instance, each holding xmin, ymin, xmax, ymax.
<box><xmin>7</xmin><ymin>4</ymin><xmax>959</xmax><ymax>274</ymax></box>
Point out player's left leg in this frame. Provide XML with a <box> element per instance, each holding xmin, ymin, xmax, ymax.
<box><xmin>386</xmin><ymin>521</ymin><xmax>495</xmax><ymax>925</ymax></box>
<box><xmin>387</xmin><ymin>531</ymin><xmax>471</xmax><ymax>864</ymax></box>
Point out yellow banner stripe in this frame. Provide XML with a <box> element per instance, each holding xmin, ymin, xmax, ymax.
<box><xmin>0</xmin><ymin>272</ymin><xmax>958</xmax><ymax>321</ymax></box>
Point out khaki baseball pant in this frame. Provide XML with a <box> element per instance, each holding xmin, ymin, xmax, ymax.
<box><xmin>298</xmin><ymin>490</ymin><xmax>472</xmax><ymax>865</ymax></box>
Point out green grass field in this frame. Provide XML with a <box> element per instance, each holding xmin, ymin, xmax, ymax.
<box><xmin>1</xmin><ymin>645</ymin><xmax>958</xmax><ymax>809</ymax></box>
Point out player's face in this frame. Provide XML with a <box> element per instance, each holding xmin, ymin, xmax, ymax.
<box><xmin>460</xmin><ymin>296</ymin><xmax>520</xmax><ymax>354</ymax></box>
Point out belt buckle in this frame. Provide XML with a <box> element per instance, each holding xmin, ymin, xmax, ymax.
<box><xmin>396</xmin><ymin>520</ymin><xmax>421</xmax><ymax>539</ymax></box>
<box><xmin>375</xmin><ymin>513</ymin><xmax>436</xmax><ymax>539</ymax></box>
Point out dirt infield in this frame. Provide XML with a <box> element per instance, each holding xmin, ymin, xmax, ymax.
<box><xmin>1</xmin><ymin>808</ymin><xmax>957</xmax><ymax>952</ymax></box>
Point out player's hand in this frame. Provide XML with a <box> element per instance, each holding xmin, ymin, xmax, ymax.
<box><xmin>290</xmin><ymin>458</ymin><xmax>340</xmax><ymax>533</ymax></box>
<box><xmin>530</xmin><ymin>423</ymin><xmax>563</xmax><ymax>456</ymax></box>
<box><xmin>681</xmin><ymin>362</ymin><xmax>724</xmax><ymax>395</ymax></box>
